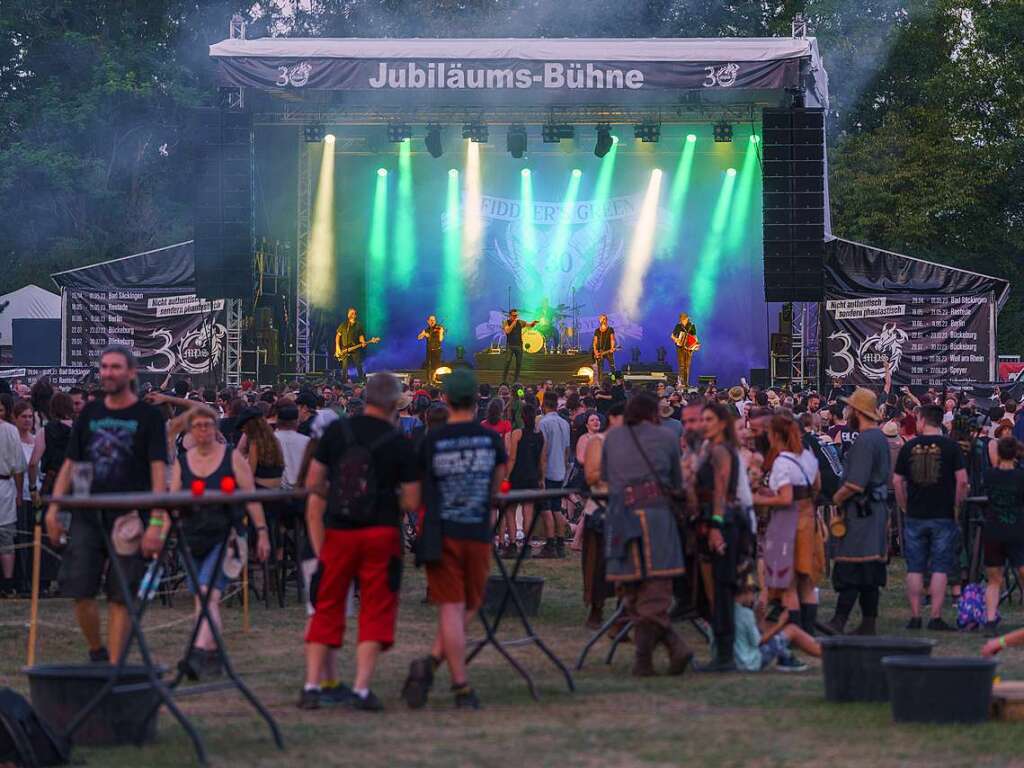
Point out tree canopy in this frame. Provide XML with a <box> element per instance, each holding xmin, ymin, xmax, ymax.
<box><xmin>1</xmin><ymin>0</ymin><xmax>1021</xmax><ymax>346</ymax></box>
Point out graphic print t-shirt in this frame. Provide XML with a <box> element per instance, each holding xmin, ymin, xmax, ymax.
<box><xmin>66</xmin><ymin>399</ymin><xmax>167</xmax><ymax>494</ymax></box>
<box><xmin>420</xmin><ymin>422</ymin><xmax>507</xmax><ymax>542</ymax></box>
<box><xmin>983</xmin><ymin>467</ymin><xmax>1024</xmax><ymax>541</ymax></box>
<box><xmin>894</xmin><ymin>434</ymin><xmax>964</xmax><ymax>519</ymax></box>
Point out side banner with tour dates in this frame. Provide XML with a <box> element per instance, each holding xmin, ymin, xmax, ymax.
<box><xmin>64</xmin><ymin>291</ymin><xmax>226</xmax><ymax>374</ymax></box>
<box><xmin>822</xmin><ymin>295</ymin><xmax>994</xmax><ymax>387</ymax></box>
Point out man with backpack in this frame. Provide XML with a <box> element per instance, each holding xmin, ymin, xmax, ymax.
<box><xmin>299</xmin><ymin>373</ymin><xmax>420</xmax><ymax>711</ymax></box>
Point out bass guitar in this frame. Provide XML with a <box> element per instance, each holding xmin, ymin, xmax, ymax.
<box><xmin>335</xmin><ymin>336</ymin><xmax>381</xmax><ymax>360</ymax></box>
<box><xmin>593</xmin><ymin>348</ymin><xmax>617</xmax><ymax>361</ymax></box>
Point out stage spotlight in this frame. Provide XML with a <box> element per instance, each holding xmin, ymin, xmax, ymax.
<box><xmin>377</xmin><ymin>168</ymin><xmax>388</xmax><ymax>177</ymax></box>
<box><xmin>572</xmin><ymin>168</ymin><xmax>582</xmax><ymax>177</ymax></box>
<box><xmin>750</xmin><ymin>135</ymin><xmax>760</xmax><ymax>144</ymax></box>
<box><xmin>727</xmin><ymin>167</ymin><xmax>737</xmax><ymax>176</ymax></box>
<box><xmin>462</xmin><ymin>122</ymin><xmax>488</xmax><ymax>143</ymax></box>
<box><xmin>435</xmin><ymin>366</ymin><xmax>453</xmax><ymax>379</ymax></box>
<box><xmin>521</xmin><ymin>168</ymin><xmax>530</xmax><ymax>177</ymax></box>
<box><xmin>594</xmin><ymin>124</ymin><xmax>614</xmax><ymax>157</ymax></box>
<box><xmin>449</xmin><ymin>168</ymin><xmax>458</xmax><ymax>177</ymax></box>
<box><xmin>713</xmin><ymin>120</ymin><xmax>733</xmax><ymax>143</ymax></box>
<box><xmin>387</xmin><ymin>123</ymin><xmax>412</xmax><ymax>143</ymax></box>
<box><xmin>634</xmin><ymin>122</ymin><xmax>661</xmax><ymax>143</ymax></box>
<box><xmin>303</xmin><ymin>124</ymin><xmax>325</xmax><ymax>143</ymax></box>
<box><xmin>542</xmin><ymin>124</ymin><xmax>575</xmax><ymax>143</ymax></box>
<box><xmin>425</xmin><ymin>124</ymin><xmax>444</xmax><ymax>158</ymax></box>
<box><xmin>324</xmin><ymin>133</ymin><xmax>336</xmax><ymax>144</ymax></box>
<box><xmin>687</xmin><ymin>133</ymin><xmax>697</xmax><ymax>143</ymax></box>
<box><xmin>507</xmin><ymin>125</ymin><xmax>527</xmax><ymax>158</ymax></box>
<box><xmin>576</xmin><ymin>366</ymin><xmax>595</xmax><ymax>382</ymax></box>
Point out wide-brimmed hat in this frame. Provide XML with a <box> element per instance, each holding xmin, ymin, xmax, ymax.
<box><xmin>728</xmin><ymin>386</ymin><xmax>745</xmax><ymax>402</ymax></box>
<box><xmin>881</xmin><ymin>421</ymin><xmax>900</xmax><ymax>438</ymax></box>
<box><xmin>840</xmin><ymin>387</ymin><xmax>882</xmax><ymax>422</ymax></box>
<box><xmin>396</xmin><ymin>392</ymin><xmax>414</xmax><ymax>412</ymax></box>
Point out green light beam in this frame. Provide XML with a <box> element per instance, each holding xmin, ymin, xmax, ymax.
<box><xmin>393</xmin><ymin>139</ymin><xmax>417</xmax><ymax>290</ymax></box>
<box><xmin>547</xmin><ymin>168</ymin><xmax>583</xmax><ymax>298</ymax></box>
<box><xmin>366</xmin><ymin>169</ymin><xmax>389</xmax><ymax>338</ymax></box>
<box><xmin>519</xmin><ymin>168</ymin><xmax>537</xmax><ymax>307</ymax></box>
<box><xmin>573</xmin><ymin>137</ymin><xmax>619</xmax><ymax>291</ymax></box>
<box><xmin>690</xmin><ymin>169</ymin><xmax>738</xmax><ymax>323</ymax></box>
<box><xmin>726</xmin><ymin>134</ymin><xmax>760</xmax><ymax>252</ymax></box>
<box><xmin>440</xmin><ymin>169</ymin><xmax>466</xmax><ymax>346</ymax></box>
<box><xmin>661</xmin><ymin>133</ymin><xmax>697</xmax><ymax>255</ymax></box>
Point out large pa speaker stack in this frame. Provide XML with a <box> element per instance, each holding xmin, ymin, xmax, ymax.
<box><xmin>193</xmin><ymin>108</ymin><xmax>253</xmax><ymax>299</ymax></box>
<box><xmin>761</xmin><ymin>108</ymin><xmax>826</xmax><ymax>302</ymax></box>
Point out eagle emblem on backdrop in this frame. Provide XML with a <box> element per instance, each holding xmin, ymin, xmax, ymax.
<box><xmin>494</xmin><ymin>220</ymin><xmax>624</xmax><ymax>293</ymax></box>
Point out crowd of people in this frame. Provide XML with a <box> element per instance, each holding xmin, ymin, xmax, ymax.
<box><xmin>11</xmin><ymin>345</ymin><xmax>1024</xmax><ymax>712</ymax></box>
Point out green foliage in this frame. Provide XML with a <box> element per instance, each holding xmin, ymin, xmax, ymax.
<box><xmin>0</xmin><ymin>0</ymin><xmax>1020</xmax><ymax>350</ymax></box>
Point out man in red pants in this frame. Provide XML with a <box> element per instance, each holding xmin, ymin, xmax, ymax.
<box><xmin>299</xmin><ymin>372</ymin><xmax>420</xmax><ymax>711</ymax></box>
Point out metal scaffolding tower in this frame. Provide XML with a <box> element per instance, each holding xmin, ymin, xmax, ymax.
<box><xmin>295</xmin><ymin>133</ymin><xmax>312</xmax><ymax>374</ymax></box>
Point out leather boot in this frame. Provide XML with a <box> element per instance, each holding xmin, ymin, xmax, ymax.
<box><xmin>660</xmin><ymin>626</ymin><xmax>694</xmax><ymax>676</ymax></box>
<box><xmin>631</xmin><ymin>623</ymin><xmax>657</xmax><ymax>677</ymax></box>
<box><xmin>852</xmin><ymin>616</ymin><xmax>877</xmax><ymax>636</ymax></box>
<box><xmin>823</xmin><ymin>612</ymin><xmax>849</xmax><ymax>635</ymax></box>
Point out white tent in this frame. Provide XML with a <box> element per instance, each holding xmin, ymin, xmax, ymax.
<box><xmin>0</xmin><ymin>285</ymin><xmax>61</xmax><ymax>346</ymax></box>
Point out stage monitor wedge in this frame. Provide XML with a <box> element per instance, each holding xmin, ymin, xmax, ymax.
<box><xmin>192</xmin><ymin>107</ymin><xmax>254</xmax><ymax>300</ymax></box>
<box><xmin>761</xmin><ymin>107</ymin><xmax>826</xmax><ymax>302</ymax></box>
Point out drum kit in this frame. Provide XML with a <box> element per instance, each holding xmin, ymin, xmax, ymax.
<box><xmin>524</xmin><ymin>299</ymin><xmax>585</xmax><ymax>355</ymax></box>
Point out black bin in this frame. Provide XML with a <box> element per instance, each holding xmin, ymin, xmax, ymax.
<box><xmin>26</xmin><ymin>664</ymin><xmax>165</xmax><ymax>746</ymax></box>
<box><xmin>883</xmin><ymin>656</ymin><xmax>996</xmax><ymax>724</ymax></box>
<box><xmin>820</xmin><ymin>636</ymin><xmax>934</xmax><ymax>702</ymax></box>
<box><xmin>482</xmin><ymin>575</ymin><xmax>544</xmax><ymax>618</ymax></box>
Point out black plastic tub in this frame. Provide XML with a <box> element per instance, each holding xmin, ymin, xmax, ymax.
<box><xmin>25</xmin><ymin>664</ymin><xmax>165</xmax><ymax>746</ymax></box>
<box><xmin>820</xmin><ymin>636</ymin><xmax>935</xmax><ymax>702</ymax></box>
<box><xmin>883</xmin><ymin>656</ymin><xmax>997</xmax><ymax>724</ymax></box>
<box><xmin>482</xmin><ymin>575</ymin><xmax>544</xmax><ymax>618</ymax></box>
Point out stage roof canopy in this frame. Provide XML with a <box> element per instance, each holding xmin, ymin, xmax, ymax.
<box><xmin>210</xmin><ymin>35</ymin><xmax>829</xmax><ymax>110</ymax></box>
<box><xmin>51</xmin><ymin>241</ymin><xmax>195</xmax><ymax>294</ymax></box>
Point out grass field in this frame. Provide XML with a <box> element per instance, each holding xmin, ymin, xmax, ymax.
<box><xmin>2</xmin><ymin>554</ymin><xmax>1024</xmax><ymax>768</ymax></box>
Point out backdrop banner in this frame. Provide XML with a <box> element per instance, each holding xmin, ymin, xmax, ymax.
<box><xmin>822</xmin><ymin>239</ymin><xmax>1004</xmax><ymax>386</ymax></box>
<box><xmin>64</xmin><ymin>290</ymin><xmax>225</xmax><ymax>374</ymax></box>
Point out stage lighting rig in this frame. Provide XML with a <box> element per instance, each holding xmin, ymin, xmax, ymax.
<box><xmin>594</xmin><ymin>124</ymin><xmax>614</xmax><ymax>157</ymax></box>
<box><xmin>713</xmin><ymin>120</ymin><xmax>733</xmax><ymax>143</ymax></box>
<box><xmin>542</xmin><ymin>124</ymin><xmax>575</xmax><ymax>143</ymax></box>
<box><xmin>303</xmin><ymin>124</ymin><xmax>325</xmax><ymax>143</ymax></box>
<box><xmin>507</xmin><ymin>125</ymin><xmax>527</xmax><ymax>158</ymax></box>
<box><xmin>634</xmin><ymin>122</ymin><xmax>661</xmax><ymax>143</ymax></box>
<box><xmin>387</xmin><ymin>122</ymin><xmax>412</xmax><ymax>142</ymax></box>
<box><xmin>424</xmin><ymin>125</ymin><xmax>444</xmax><ymax>158</ymax></box>
<box><xmin>462</xmin><ymin>122</ymin><xmax>488</xmax><ymax>143</ymax></box>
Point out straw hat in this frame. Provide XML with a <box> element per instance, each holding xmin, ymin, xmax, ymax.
<box><xmin>881</xmin><ymin>421</ymin><xmax>900</xmax><ymax>438</ymax></box>
<box><xmin>840</xmin><ymin>387</ymin><xmax>882</xmax><ymax>422</ymax></box>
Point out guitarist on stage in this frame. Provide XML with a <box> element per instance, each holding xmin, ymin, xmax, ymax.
<box><xmin>335</xmin><ymin>307</ymin><xmax>367</xmax><ymax>383</ymax></box>
<box><xmin>417</xmin><ymin>315</ymin><xmax>445</xmax><ymax>383</ymax></box>
<box><xmin>592</xmin><ymin>314</ymin><xmax>617</xmax><ymax>384</ymax></box>
<box><xmin>671</xmin><ymin>311</ymin><xmax>699</xmax><ymax>388</ymax></box>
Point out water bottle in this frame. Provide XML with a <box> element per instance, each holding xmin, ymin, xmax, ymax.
<box><xmin>138</xmin><ymin>560</ymin><xmax>164</xmax><ymax>601</ymax></box>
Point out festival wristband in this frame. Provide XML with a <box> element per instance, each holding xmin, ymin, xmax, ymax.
<box><xmin>147</xmin><ymin>517</ymin><xmax>164</xmax><ymax>528</ymax></box>
<box><xmin>710</xmin><ymin>514</ymin><xmax>725</xmax><ymax>529</ymax></box>
<box><xmin>999</xmin><ymin>636</ymin><xmax>1007</xmax><ymax>649</ymax></box>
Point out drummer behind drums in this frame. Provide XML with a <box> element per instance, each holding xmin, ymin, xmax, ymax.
<box><xmin>592</xmin><ymin>314</ymin><xmax>617</xmax><ymax>384</ymax></box>
<box><xmin>671</xmin><ymin>312</ymin><xmax>699</xmax><ymax>388</ymax></box>
<box><xmin>502</xmin><ymin>308</ymin><xmax>539</xmax><ymax>383</ymax></box>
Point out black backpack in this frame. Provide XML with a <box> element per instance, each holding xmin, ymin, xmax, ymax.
<box><xmin>328</xmin><ymin>419</ymin><xmax>396</xmax><ymax>524</ymax></box>
<box><xmin>803</xmin><ymin>432</ymin><xmax>843</xmax><ymax>502</ymax></box>
<box><xmin>0</xmin><ymin>688</ymin><xmax>68</xmax><ymax>767</ymax></box>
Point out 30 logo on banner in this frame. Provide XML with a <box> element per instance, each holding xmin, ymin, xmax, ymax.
<box><xmin>826</xmin><ymin>322</ymin><xmax>909</xmax><ymax>381</ymax></box>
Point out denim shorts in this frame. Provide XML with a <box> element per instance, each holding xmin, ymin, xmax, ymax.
<box><xmin>903</xmin><ymin>517</ymin><xmax>960</xmax><ymax>575</ymax></box>
<box><xmin>759</xmin><ymin>634</ymin><xmax>791</xmax><ymax>670</ymax></box>
<box><xmin>185</xmin><ymin>544</ymin><xmax>229</xmax><ymax>594</ymax></box>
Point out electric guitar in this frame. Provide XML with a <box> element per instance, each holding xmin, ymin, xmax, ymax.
<box><xmin>593</xmin><ymin>347</ymin><xmax>617</xmax><ymax>361</ymax></box>
<box><xmin>335</xmin><ymin>337</ymin><xmax>381</xmax><ymax>360</ymax></box>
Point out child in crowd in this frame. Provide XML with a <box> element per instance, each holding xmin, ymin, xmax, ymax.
<box><xmin>726</xmin><ymin>582</ymin><xmax>822</xmax><ymax>672</ymax></box>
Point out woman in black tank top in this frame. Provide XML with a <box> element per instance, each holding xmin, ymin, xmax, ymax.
<box><xmin>165</xmin><ymin>407</ymin><xmax>271</xmax><ymax>678</ymax></box>
<box><xmin>502</xmin><ymin>404</ymin><xmax>545</xmax><ymax>558</ymax></box>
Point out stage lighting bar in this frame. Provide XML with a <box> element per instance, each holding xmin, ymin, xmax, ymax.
<box><xmin>634</xmin><ymin>122</ymin><xmax>661</xmax><ymax>143</ymax></box>
<box><xmin>713</xmin><ymin>120</ymin><xmax>733</xmax><ymax>143</ymax></box>
<box><xmin>542</xmin><ymin>124</ymin><xmax>575</xmax><ymax>143</ymax></box>
<box><xmin>303</xmin><ymin>124</ymin><xmax>325</xmax><ymax>143</ymax></box>
<box><xmin>425</xmin><ymin>124</ymin><xmax>444</xmax><ymax>158</ymax></box>
<box><xmin>387</xmin><ymin>122</ymin><xmax>412</xmax><ymax>143</ymax></box>
<box><xmin>507</xmin><ymin>125</ymin><xmax>527</xmax><ymax>158</ymax></box>
<box><xmin>594</xmin><ymin>124</ymin><xmax>614</xmax><ymax>157</ymax></box>
<box><xmin>462</xmin><ymin>122</ymin><xmax>488</xmax><ymax>143</ymax></box>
